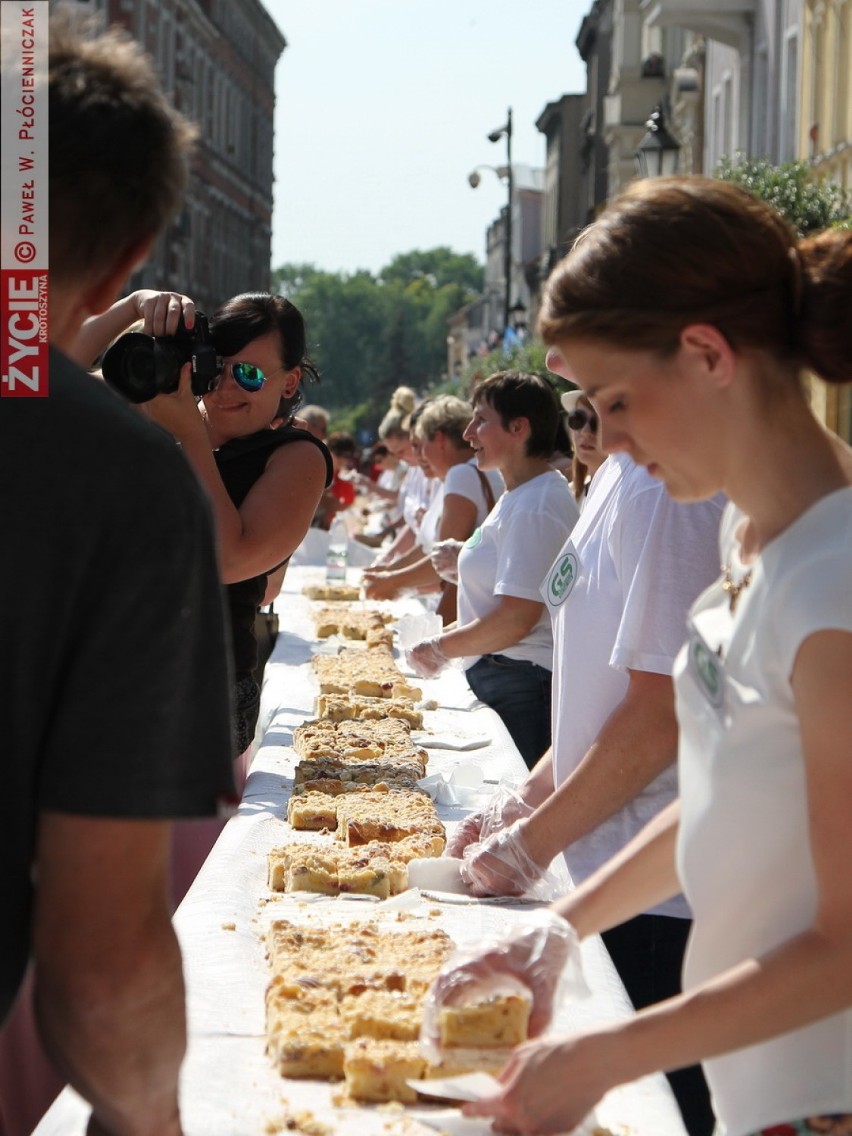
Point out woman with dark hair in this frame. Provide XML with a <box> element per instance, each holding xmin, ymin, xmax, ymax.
<box><xmin>424</xmin><ymin>179</ymin><xmax>852</xmax><ymax>1136</ymax></box>
<box><xmin>77</xmin><ymin>289</ymin><xmax>332</xmax><ymax>761</ymax></box>
<box><xmin>406</xmin><ymin>371</ymin><xmax>579</xmax><ymax>769</ymax></box>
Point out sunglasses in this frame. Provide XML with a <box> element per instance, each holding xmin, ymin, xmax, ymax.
<box><xmin>566</xmin><ymin>408</ymin><xmax>598</xmax><ymax>434</ymax></box>
<box><xmin>214</xmin><ymin>360</ymin><xmax>285</xmax><ymax>393</ymax></box>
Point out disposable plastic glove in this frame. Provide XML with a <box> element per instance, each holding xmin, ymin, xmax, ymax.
<box><xmin>460</xmin><ymin>818</ymin><xmax>555</xmax><ymax>899</ymax></box>
<box><xmin>445</xmin><ymin>783</ymin><xmax>534</xmax><ymax>858</ymax></box>
<box><xmin>405</xmin><ymin>638</ymin><xmax>451</xmax><ymax>679</ymax></box>
<box><xmin>429</xmin><ymin>538</ymin><xmax>464</xmax><ymax>584</ymax></box>
<box><xmin>419</xmin><ymin>908</ymin><xmax>586</xmax><ymax>1060</ymax></box>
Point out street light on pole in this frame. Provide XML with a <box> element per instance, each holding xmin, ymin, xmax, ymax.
<box><xmin>468</xmin><ymin>109</ymin><xmax>514</xmax><ymax>335</ymax></box>
<box><xmin>488</xmin><ymin>108</ymin><xmax>513</xmax><ymax>333</ymax></box>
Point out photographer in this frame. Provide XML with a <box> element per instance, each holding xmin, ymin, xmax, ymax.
<box><xmin>78</xmin><ymin>289</ymin><xmax>332</xmax><ymax>773</ymax></box>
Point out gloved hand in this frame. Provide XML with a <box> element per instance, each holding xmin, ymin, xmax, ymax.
<box><xmin>405</xmin><ymin>637</ymin><xmax>451</xmax><ymax>679</ymax></box>
<box><xmin>430</xmin><ymin>538</ymin><xmax>464</xmax><ymax>584</ymax></box>
<box><xmin>419</xmin><ymin>908</ymin><xmax>586</xmax><ymax>1060</ymax></box>
<box><xmin>361</xmin><ymin>571</ymin><xmax>399</xmax><ymax>601</ymax></box>
<box><xmin>460</xmin><ymin>818</ymin><xmax>552</xmax><ymax>899</ymax></box>
<box><xmin>445</xmin><ymin>783</ymin><xmax>534</xmax><ymax>858</ymax></box>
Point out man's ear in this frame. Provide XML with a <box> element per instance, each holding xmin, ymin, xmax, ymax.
<box><xmin>680</xmin><ymin>323</ymin><xmax>736</xmax><ymax>392</ymax></box>
<box><xmin>83</xmin><ymin>237</ymin><xmax>154</xmax><ymax>318</ymax></box>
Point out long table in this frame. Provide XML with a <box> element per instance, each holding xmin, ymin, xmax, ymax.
<box><xmin>35</xmin><ymin>564</ymin><xmax>686</xmax><ymax>1136</ymax></box>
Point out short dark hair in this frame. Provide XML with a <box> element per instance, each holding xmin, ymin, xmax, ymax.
<box><xmin>326</xmin><ymin>431</ymin><xmax>358</xmax><ymax>457</ymax></box>
<box><xmin>48</xmin><ymin>11</ymin><xmax>197</xmax><ymax>284</ymax></box>
<box><xmin>211</xmin><ymin>293</ymin><xmax>320</xmax><ymax>381</ymax></box>
<box><xmin>472</xmin><ymin>371</ymin><xmax>560</xmax><ymax>458</ymax></box>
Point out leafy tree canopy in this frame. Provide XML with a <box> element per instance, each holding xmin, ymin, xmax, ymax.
<box><xmin>271</xmin><ymin>249</ymin><xmax>483</xmax><ymax>434</ymax></box>
<box><xmin>715</xmin><ymin>154</ymin><xmax>851</xmax><ymax>236</ymax></box>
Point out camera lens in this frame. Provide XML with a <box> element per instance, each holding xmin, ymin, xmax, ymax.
<box><xmin>102</xmin><ymin>333</ymin><xmax>159</xmax><ymax>404</ymax></box>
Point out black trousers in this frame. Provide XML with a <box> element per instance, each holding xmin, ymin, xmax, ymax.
<box><xmin>601</xmin><ymin>914</ymin><xmax>715</xmax><ymax>1136</ymax></box>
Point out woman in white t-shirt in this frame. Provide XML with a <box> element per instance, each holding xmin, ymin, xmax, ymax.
<box><xmin>363</xmin><ymin>395</ymin><xmax>502</xmax><ymax>622</ymax></box>
<box><xmin>406</xmin><ymin>372</ymin><xmax>579</xmax><ymax>769</ymax></box>
<box><xmin>423</xmin><ymin>180</ymin><xmax>852</xmax><ymax>1135</ymax></box>
<box><xmin>560</xmin><ymin>388</ymin><xmax>607</xmax><ymax>507</ymax></box>
<box><xmin>368</xmin><ymin>387</ymin><xmax>438</xmax><ymax>567</ymax></box>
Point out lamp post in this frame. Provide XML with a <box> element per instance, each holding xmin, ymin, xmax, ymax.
<box><xmin>634</xmin><ymin>104</ymin><xmax>680</xmax><ymax>178</ymax></box>
<box><xmin>488</xmin><ymin>108</ymin><xmax>513</xmax><ymax>333</ymax></box>
<box><xmin>469</xmin><ymin>109</ymin><xmax>514</xmax><ymax>334</ymax></box>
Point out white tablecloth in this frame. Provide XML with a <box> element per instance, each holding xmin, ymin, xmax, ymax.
<box><xmin>35</xmin><ymin>565</ymin><xmax>686</xmax><ymax>1136</ymax></box>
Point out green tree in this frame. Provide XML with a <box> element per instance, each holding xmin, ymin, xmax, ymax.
<box><xmin>270</xmin><ymin>249</ymin><xmax>483</xmax><ymax>429</ymax></box>
<box><xmin>381</xmin><ymin>247</ymin><xmax>483</xmax><ymax>293</ymax></box>
<box><xmin>433</xmin><ymin>340</ymin><xmax>559</xmax><ymax>401</ymax></box>
<box><xmin>715</xmin><ymin>154</ymin><xmax>851</xmax><ymax>235</ymax></box>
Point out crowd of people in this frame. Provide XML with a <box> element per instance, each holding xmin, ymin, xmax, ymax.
<box><xmin>2</xmin><ymin>11</ymin><xmax>850</xmax><ymax>1136</ymax></box>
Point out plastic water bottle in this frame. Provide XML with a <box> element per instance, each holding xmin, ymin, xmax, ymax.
<box><xmin>326</xmin><ymin>516</ymin><xmax>349</xmax><ymax>582</ymax></box>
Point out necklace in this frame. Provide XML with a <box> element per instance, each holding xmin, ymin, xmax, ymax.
<box><xmin>721</xmin><ymin>563</ymin><xmax>753</xmax><ymax>614</ymax></box>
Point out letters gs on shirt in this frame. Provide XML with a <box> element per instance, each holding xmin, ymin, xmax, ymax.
<box><xmin>545</xmin><ymin>549</ymin><xmax>579</xmax><ymax>607</ymax></box>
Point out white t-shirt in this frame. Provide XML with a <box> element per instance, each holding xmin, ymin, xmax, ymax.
<box><xmin>376</xmin><ymin>464</ymin><xmax>405</xmax><ymax>524</ymax></box>
<box><xmin>541</xmin><ymin>453</ymin><xmax>724</xmax><ymax>913</ymax></box>
<box><xmin>417</xmin><ymin>459</ymin><xmax>503</xmax><ymax>555</ymax></box>
<box><xmin>401</xmin><ymin>466</ymin><xmax>437</xmax><ymax>536</ymax></box>
<box><xmin>457</xmin><ymin>470</ymin><xmax>579</xmax><ymax>669</ymax></box>
<box><xmin>675</xmin><ymin>488</ymin><xmax>852</xmax><ymax>1133</ymax></box>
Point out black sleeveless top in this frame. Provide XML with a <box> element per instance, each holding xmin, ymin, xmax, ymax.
<box><xmin>214</xmin><ymin>425</ymin><xmax>332</xmax><ymax>678</ymax></box>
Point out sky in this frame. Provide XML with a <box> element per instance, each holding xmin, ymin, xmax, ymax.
<box><xmin>265</xmin><ymin>1</ymin><xmax>589</xmax><ymax>276</ymax></box>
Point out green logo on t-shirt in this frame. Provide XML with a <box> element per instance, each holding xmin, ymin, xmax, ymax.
<box><xmin>465</xmin><ymin>527</ymin><xmax>483</xmax><ymax>549</ymax></box>
<box><xmin>547</xmin><ymin>551</ymin><xmax>578</xmax><ymax>606</ymax></box>
<box><xmin>689</xmin><ymin>634</ymin><xmax>724</xmax><ymax>708</ymax></box>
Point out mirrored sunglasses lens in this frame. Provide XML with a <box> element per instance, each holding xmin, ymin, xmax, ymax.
<box><xmin>232</xmin><ymin>362</ymin><xmax>265</xmax><ymax>391</ymax></box>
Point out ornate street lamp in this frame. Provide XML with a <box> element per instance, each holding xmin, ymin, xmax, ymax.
<box><xmin>634</xmin><ymin>104</ymin><xmax>680</xmax><ymax>178</ymax></box>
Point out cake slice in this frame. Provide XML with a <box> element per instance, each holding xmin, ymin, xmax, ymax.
<box><xmin>438</xmin><ymin>993</ymin><xmax>531</xmax><ymax>1048</ymax></box>
<box><xmin>267</xmin><ymin>843</ymin><xmax>410</xmax><ymax>898</ymax></box>
<box><xmin>339</xmin><ymin>989</ymin><xmax>423</xmax><ymax>1041</ymax></box>
<box><xmin>293</xmin><ymin>758</ymin><xmax>424</xmax><ymax>791</ymax></box>
<box><xmin>314</xmin><ymin>695</ymin><xmax>423</xmax><ymax>728</ymax></box>
<box><xmin>302</xmin><ymin>583</ymin><xmax>360</xmax><ymax>601</ymax></box>
<box><xmin>343</xmin><ymin>1039</ymin><xmax>426</xmax><ymax>1103</ymax></box>
<box><xmin>266</xmin><ymin>978</ymin><xmax>344</xmax><ymax>1078</ymax></box>
<box><xmin>334</xmin><ymin>787</ymin><xmax>445</xmax><ymax>851</ymax></box>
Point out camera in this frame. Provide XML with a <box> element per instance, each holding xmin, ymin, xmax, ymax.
<box><xmin>101</xmin><ymin>312</ymin><xmax>220</xmax><ymax>404</ymax></box>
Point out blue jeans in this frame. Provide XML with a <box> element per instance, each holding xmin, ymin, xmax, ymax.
<box><xmin>465</xmin><ymin>654</ymin><xmax>552</xmax><ymax>770</ymax></box>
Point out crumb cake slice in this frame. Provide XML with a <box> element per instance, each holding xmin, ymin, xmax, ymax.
<box><xmin>314</xmin><ymin>695</ymin><xmax>424</xmax><ymax>728</ymax></box>
<box><xmin>334</xmin><ymin>787</ymin><xmax>445</xmax><ymax>851</ymax></box>
<box><xmin>312</xmin><ymin>606</ymin><xmax>392</xmax><ymax>640</ymax></box>
<box><xmin>295</xmin><ymin>768</ymin><xmax>423</xmax><ymax>794</ymax></box>
<box><xmin>341</xmin><ymin>1040</ymin><xmax>514</xmax><ymax>1102</ymax></box>
<box><xmin>267</xmin><ymin>845</ymin><xmax>402</xmax><ymax>899</ymax></box>
<box><xmin>302</xmin><ymin>583</ymin><xmax>360</xmax><ymax>601</ymax></box>
<box><xmin>423</xmin><ymin>1046</ymin><xmax>514</xmax><ymax>1078</ymax></box>
<box><xmin>438</xmin><ymin>993</ymin><xmax>531</xmax><ymax>1048</ymax></box>
<box><xmin>267</xmin><ymin>838</ymin><xmax>438</xmax><ymax>898</ymax></box>
<box><xmin>266</xmin><ymin>920</ymin><xmax>526</xmax><ymax>1101</ymax></box>
<box><xmin>339</xmin><ymin>990</ymin><xmax>423</xmax><ymax>1041</ymax></box>
<box><xmin>312</xmin><ymin>647</ymin><xmax>423</xmax><ymax>702</ymax></box>
<box><xmin>343</xmin><ymin>1039</ymin><xmax>425</xmax><ymax>1103</ymax></box>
